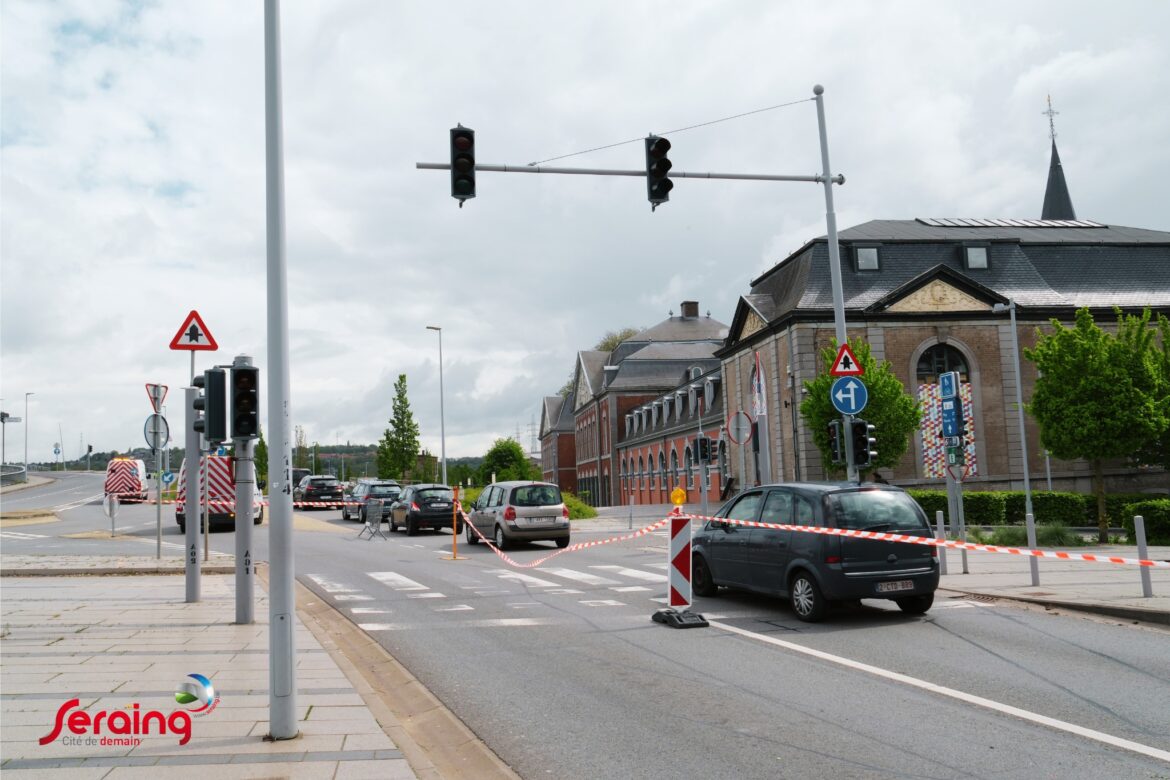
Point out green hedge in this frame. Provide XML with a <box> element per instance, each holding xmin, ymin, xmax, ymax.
<box><xmin>1004</xmin><ymin>492</ymin><xmax>1087</xmax><ymax>526</ymax></box>
<box><xmin>563</xmin><ymin>491</ymin><xmax>598</xmax><ymax>520</ymax></box>
<box><xmin>1089</xmin><ymin>494</ymin><xmax>1159</xmax><ymax>527</ymax></box>
<box><xmin>907</xmin><ymin>490</ymin><xmax>1003</xmax><ymax>525</ymax></box>
<box><xmin>1122</xmin><ymin>499</ymin><xmax>1170</xmax><ymax>545</ymax></box>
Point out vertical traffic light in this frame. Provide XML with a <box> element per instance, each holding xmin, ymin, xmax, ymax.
<box><xmin>450</xmin><ymin>125</ymin><xmax>476</xmax><ymax>205</ymax></box>
<box><xmin>828</xmin><ymin>420</ymin><xmax>844</xmax><ymax>464</ymax></box>
<box><xmin>644</xmin><ymin>135</ymin><xmax>673</xmax><ymax>209</ymax></box>
<box><xmin>851</xmin><ymin>419</ymin><xmax>877</xmax><ymax>468</ymax></box>
<box><xmin>231</xmin><ymin>366</ymin><xmax>260</xmax><ymax>439</ymax></box>
<box><xmin>697</xmin><ymin>436</ymin><xmax>710</xmax><ymax>462</ymax></box>
<box><xmin>204</xmin><ymin>368</ymin><xmax>227</xmax><ymax>444</ymax></box>
<box><xmin>192</xmin><ymin>374</ymin><xmax>207</xmax><ymax>440</ymax></box>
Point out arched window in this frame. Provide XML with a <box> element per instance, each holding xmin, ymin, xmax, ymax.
<box><xmin>684</xmin><ymin>446</ymin><xmax>694</xmax><ymax>489</ymax></box>
<box><xmin>916</xmin><ymin>344</ymin><xmax>969</xmax><ymax>385</ymax></box>
<box><xmin>638</xmin><ymin>455</ymin><xmax>645</xmax><ymax>487</ymax></box>
<box><xmin>658</xmin><ymin>451</ymin><xmax>667</xmax><ymax>486</ymax></box>
<box><xmin>670</xmin><ymin>449</ymin><xmax>679</xmax><ymax>489</ymax></box>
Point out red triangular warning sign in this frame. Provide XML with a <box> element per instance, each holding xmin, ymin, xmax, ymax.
<box><xmin>169</xmin><ymin>310</ymin><xmax>219</xmax><ymax>351</ymax></box>
<box><xmin>830</xmin><ymin>343</ymin><xmax>863</xmax><ymax>377</ymax></box>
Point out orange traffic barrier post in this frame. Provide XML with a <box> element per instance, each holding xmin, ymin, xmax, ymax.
<box><xmin>443</xmin><ymin>486</ymin><xmax>465</xmax><ymax>560</ymax></box>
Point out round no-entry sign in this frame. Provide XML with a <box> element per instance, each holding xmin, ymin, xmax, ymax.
<box><xmin>727</xmin><ymin>410</ymin><xmax>753</xmax><ymax>444</ymax></box>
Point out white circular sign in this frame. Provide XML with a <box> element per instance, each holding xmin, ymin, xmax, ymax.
<box><xmin>143</xmin><ymin>413</ymin><xmax>170</xmax><ymax>450</ymax></box>
<box><xmin>102</xmin><ymin>494</ymin><xmax>120</xmax><ymax>520</ymax></box>
<box><xmin>727</xmin><ymin>410</ymin><xmax>754</xmax><ymax>444</ymax></box>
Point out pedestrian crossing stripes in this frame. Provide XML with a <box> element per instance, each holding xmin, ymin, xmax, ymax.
<box><xmin>0</xmin><ymin>531</ymin><xmax>49</xmax><ymax>540</ymax></box>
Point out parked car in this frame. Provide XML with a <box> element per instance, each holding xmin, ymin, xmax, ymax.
<box><xmin>466</xmin><ymin>481</ymin><xmax>570</xmax><ymax>550</ymax></box>
<box><xmin>691</xmin><ymin>482</ymin><xmax>939</xmax><ymax>622</ymax></box>
<box><xmin>389</xmin><ymin>484</ymin><xmax>461</xmax><ymax>536</ymax></box>
<box><xmin>293</xmin><ymin>475</ymin><xmax>344</xmax><ymax>509</ymax></box>
<box><xmin>342</xmin><ymin>479</ymin><xmax>402</xmax><ymax>523</ymax></box>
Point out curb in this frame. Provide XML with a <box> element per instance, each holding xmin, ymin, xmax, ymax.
<box><xmin>1</xmin><ymin>565</ymin><xmax>236</xmax><ymax>577</ymax></box>
<box><xmin>941</xmin><ymin>588</ymin><xmax>1170</xmax><ymax>626</ymax></box>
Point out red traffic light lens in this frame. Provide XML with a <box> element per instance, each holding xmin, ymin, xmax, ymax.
<box><xmin>649</xmin><ymin>137</ymin><xmax>671</xmax><ymax>158</ymax></box>
<box><xmin>453</xmin><ymin>134</ymin><xmax>473</xmax><ymax>152</ymax></box>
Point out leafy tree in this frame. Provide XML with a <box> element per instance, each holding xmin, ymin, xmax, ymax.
<box><xmin>558</xmin><ymin>327</ymin><xmax>641</xmax><ymax>397</ymax></box>
<box><xmin>1026</xmin><ymin>308</ymin><xmax>1167</xmax><ymax>541</ymax></box>
<box><xmin>377</xmin><ymin>374</ymin><xmax>421</xmax><ymax>480</ymax></box>
<box><xmin>1132</xmin><ymin>313</ymin><xmax>1170</xmax><ymax>471</ymax></box>
<box><xmin>800</xmin><ymin>339</ymin><xmax>922</xmax><ymax>477</ymax></box>
<box><xmin>255</xmin><ymin>426</ymin><xmax>268</xmax><ymax>489</ymax></box>
<box><xmin>477</xmin><ymin>438</ymin><xmax>540</xmax><ymax>484</ymax></box>
<box><xmin>293</xmin><ymin>425</ymin><xmax>309</xmax><ymax>469</ymax></box>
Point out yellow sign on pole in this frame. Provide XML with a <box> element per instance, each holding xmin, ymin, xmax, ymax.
<box><xmin>670</xmin><ymin>486</ymin><xmax>687</xmax><ymax>506</ymax></box>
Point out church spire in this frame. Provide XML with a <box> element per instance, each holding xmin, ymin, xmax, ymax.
<box><xmin>1041</xmin><ymin>95</ymin><xmax>1076</xmax><ymax>220</ymax></box>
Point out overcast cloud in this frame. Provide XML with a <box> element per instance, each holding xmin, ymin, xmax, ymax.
<box><xmin>3</xmin><ymin>0</ymin><xmax>1169</xmax><ymax>463</ymax></box>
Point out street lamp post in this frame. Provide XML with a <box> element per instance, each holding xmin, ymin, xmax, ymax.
<box><xmin>24</xmin><ymin>392</ymin><xmax>34</xmax><ymax>470</ymax></box>
<box><xmin>993</xmin><ymin>300</ymin><xmax>1038</xmax><ymax>585</ymax></box>
<box><xmin>426</xmin><ymin>326</ymin><xmax>447</xmax><ymax>485</ymax></box>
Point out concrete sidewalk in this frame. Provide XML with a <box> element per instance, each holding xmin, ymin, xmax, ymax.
<box><xmin>0</xmin><ymin>559</ymin><xmax>519</xmax><ymax>780</ymax></box>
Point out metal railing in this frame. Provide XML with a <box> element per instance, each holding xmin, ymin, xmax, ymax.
<box><xmin>1</xmin><ymin>464</ymin><xmax>28</xmax><ymax>486</ymax></box>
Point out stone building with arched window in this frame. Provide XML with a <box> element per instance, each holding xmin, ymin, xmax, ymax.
<box><xmin>717</xmin><ymin>218</ymin><xmax>1170</xmax><ymax>493</ymax></box>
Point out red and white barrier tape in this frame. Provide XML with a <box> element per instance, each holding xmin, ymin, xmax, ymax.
<box><xmin>686</xmin><ymin>513</ymin><xmax>1170</xmax><ymax>569</ymax></box>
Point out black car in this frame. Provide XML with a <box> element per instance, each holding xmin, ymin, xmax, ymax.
<box><xmin>342</xmin><ymin>480</ymin><xmax>402</xmax><ymax>523</ymax></box>
<box><xmin>293</xmin><ymin>475</ymin><xmax>344</xmax><ymax>509</ymax></box>
<box><xmin>691</xmin><ymin>482</ymin><xmax>939</xmax><ymax>622</ymax></box>
<box><xmin>389</xmin><ymin>484</ymin><xmax>462</xmax><ymax>536</ymax></box>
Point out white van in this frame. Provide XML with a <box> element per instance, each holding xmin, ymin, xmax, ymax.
<box><xmin>104</xmin><ymin>458</ymin><xmax>149</xmax><ymax>502</ymax></box>
<box><xmin>176</xmin><ymin>454</ymin><xmax>264</xmax><ymax>532</ymax></box>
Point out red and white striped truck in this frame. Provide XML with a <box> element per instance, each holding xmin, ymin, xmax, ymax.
<box><xmin>103</xmin><ymin>457</ymin><xmax>149</xmax><ymax>502</ymax></box>
<box><xmin>176</xmin><ymin>454</ymin><xmax>263</xmax><ymax>532</ymax></box>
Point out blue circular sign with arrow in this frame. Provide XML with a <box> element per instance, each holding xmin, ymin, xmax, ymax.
<box><xmin>831</xmin><ymin>376</ymin><xmax>868</xmax><ymax>415</ymax></box>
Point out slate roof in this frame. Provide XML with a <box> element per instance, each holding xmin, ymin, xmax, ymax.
<box><xmin>540</xmin><ymin>395</ymin><xmax>572</xmax><ymax>436</ymax></box>
<box><xmin>627</xmin><ymin>313</ymin><xmax>729</xmax><ymax>343</ymax></box>
<box><xmin>605</xmin><ymin>358</ymin><xmax>722</xmax><ymax>391</ymax></box>
<box><xmin>576</xmin><ymin>351</ymin><xmax>608</xmax><ymax>402</ymax></box>
<box><xmin>745</xmin><ymin>219</ymin><xmax>1170</xmax><ymax>318</ymax></box>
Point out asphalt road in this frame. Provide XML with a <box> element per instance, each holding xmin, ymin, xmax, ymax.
<box><xmin>5</xmin><ymin>474</ymin><xmax>1170</xmax><ymax>778</ymax></box>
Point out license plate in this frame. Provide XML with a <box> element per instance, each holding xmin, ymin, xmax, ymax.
<box><xmin>876</xmin><ymin>580</ymin><xmax>914</xmax><ymax>593</ymax></box>
<box><xmin>527</xmin><ymin>516</ymin><xmax>554</xmax><ymax>526</ymax></box>
<box><xmin>431</xmin><ymin>503</ymin><xmax>449</xmax><ymax>509</ymax></box>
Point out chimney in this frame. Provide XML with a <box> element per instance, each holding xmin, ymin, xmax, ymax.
<box><xmin>680</xmin><ymin>300</ymin><xmax>699</xmax><ymax>319</ymax></box>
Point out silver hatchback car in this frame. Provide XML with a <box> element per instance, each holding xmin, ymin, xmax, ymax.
<box><xmin>467</xmin><ymin>481</ymin><xmax>570</xmax><ymax>550</ymax></box>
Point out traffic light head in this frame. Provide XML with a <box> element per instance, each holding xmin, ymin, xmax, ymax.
<box><xmin>192</xmin><ymin>373</ymin><xmax>207</xmax><ymax>438</ymax></box>
<box><xmin>450</xmin><ymin>125</ymin><xmax>476</xmax><ymax>204</ymax></box>
<box><xmin>828</xmin><ymin>420</ymin><xmax>844</xmax><ymax>465</ymax></box>
<box><xmin>644</xmin><ymin>135</ymin><xmax>673</xmax><ymax>208</ymax></box>
<box><xmin>204</xmin><ymin>369</ymin><xmax>227</xmax><ymax>444</ymax></box>
<box><xmin>231</xmin><ymin>366</ymin><xmax>259</xmax><ymax>439</ymax></box>
<box><xmin>851</xmin><ymin>419</ymin><xmax>877</xmax><ymax>468</ymax></box>
<box><xmin>697</xmin><ymin>436</ymin><xmax>710</xmax><ymax>462</ymax></box>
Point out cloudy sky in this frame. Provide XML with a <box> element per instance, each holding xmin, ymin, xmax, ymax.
<box><xmin>3</xmin><ymin>0</ymin><xmax>1169</xmax><ymax>465</ymax></box>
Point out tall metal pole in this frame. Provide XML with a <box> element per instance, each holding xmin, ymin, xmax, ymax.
<box><xmin>24</xmin><ymin>392</ymin><xmax>33</xmax><ymax>468</ymax></box>
<box><xmin>427</xmin><ymin>326</ymin><xmax>447</xmax><ymax>485</ymax></box>
<box><xmin>265</xmin><ymin>0</ymin><xmax>298</xmax><ymax>741</ymax></box>
<box><xmin>184</xmin><ymin>388</ymin><xmax>201</xmax><ymax>603</ymax></box>
<box><xmin>813</xmin><ymin>85</ymin><xmax>857</xmax><ymax>483</ymax></box>
<box><xmin>1003</xmin><ymin>301</ymin><xmax>1038</xmax><ymax>585</ymax></box>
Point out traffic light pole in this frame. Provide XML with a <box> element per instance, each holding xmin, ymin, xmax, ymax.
<box><xmin>234</xmin><ymin>436</ymin><xmax>255</xmax><ymax>625</ymax></box>
<box><xmin>184</xmin><ymin>388</ymin><xmax>201</xmax><ymax>603</ymax></box>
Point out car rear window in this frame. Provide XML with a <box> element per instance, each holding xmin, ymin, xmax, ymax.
<box><xmin>512</xmin><ymin>485</ymin><xmax>562</xmax><ymax>507</ymax></box>
<box><xmin>310</xmin><ymin>478</ymin><xmax>339</xmax><ymax>487</ymax></box>
<box><xmin>369</xmin><ymin>485</ymin><xmax>400</xmax><ymax>497</ymax></box>
<box><xmin>416</xmin><ymin>488</ymin><xmax>453</xmax><ymax>502</ymax></box>
<box><xmin>828</xmin><ymin>490</ymin><xmax>929</xmax><ymax>533</ymax></box>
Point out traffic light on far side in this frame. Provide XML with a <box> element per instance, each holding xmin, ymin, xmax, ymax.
<box><xmin>231</xmin><ymin>366</ymin><xmax>259</xmax><ymax>439</ymax></box>
<box><xmin>697</xmin><ymin>436</ymin><xmax>710</xmax><ymax>462</ymax></box>
<box><xmin>828</xmin><ymin>420</ymin><xmax>844</xmax><ymax>465</ymax></box>
<box><xmin>644</xmin><ymin>135</ymin><xmax>673</xmax><ymax>208</ymax></box>
<box><xmin>450</xmin><ymin>125</ymin><xmax>476</xmax><ymax>204</ymax></box>
<box><xmin>851</xmin><ymin>419</ymin><xmax>877</xmax><ymax>468</ymax></box>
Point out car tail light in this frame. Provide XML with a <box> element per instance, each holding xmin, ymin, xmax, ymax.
<box><xmin>504</xmin><ymin>506</ymin><xmax>516</xmax><ymax>521</ymax></box>
<box><xmin>931</xmin><ymin>545</ymin><xmax>938</xmax><ymax>559</ymax></box>
<box><xmin>411</xmin><ymin>502</ymin><xmax>420</xmax><ymax>512</ymax></box>
<box><xmin>825</xmin><ymin>555</ymin><xmax>842</xmax><ymax>564</ymax></box>
<box><xmin>562</xmin><ymin>505</ymin><xmax>570</xmax><ymax>519</ymax></box>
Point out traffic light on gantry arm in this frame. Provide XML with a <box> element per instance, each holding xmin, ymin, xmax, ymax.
<box><xmin>450</xmin><ymin>125</ymin><xmax>476</xmax><ymax>205</ymax></box>
<box><xmin>644</xmin><ymin>135</ymin><xmax>673</xmax><ymax>209</ymax></box>
<box><xmin>851</xmin><ymin>419</ymin><xmax>877</xmax><ymax>468</ymax></box>
<box><xmin>231</xmin><ymin>366</ymin><xmax>259</xmax><ymax>439</ymax></box>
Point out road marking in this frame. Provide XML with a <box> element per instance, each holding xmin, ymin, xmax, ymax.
<box><xmin>334</xmin><ymin>594</ymin><xmax>374</xmax><ymax>601</ymax></box>
<box><xmin>709</xmin><ymin>620</ymin><xmax>1170</xmax><ymax>764</ymax></box>
<box><xmin>468</xmin><ymin>618</ymin><xmax>553</xmax><ymax>627</ymax></box>
<box><xmin>547</xmin><ymin>588</ymin><xmax>583</xmax><ymax>595</ymax></box>
<box><xmin>350</xmin><ymin>607</ymin><xmax>389</xmax><ymax>614</ymax></box>
<box><xmin>490</xmin><ymin>569</ymin><xmax>560</xmax><ymax>588</ymax></box>
<box><xmin>0</xmin><ymin>531</ymin><xmax>48</xmax><ymax>540</ymax></box>
<box><xmin>542</xmin><ymin>567</ymin><xmax>620</xmax><ymax>586</ymax></box>
<box><xmin>368</xmin><ymin>571</ymin><xmax>429</xmax><ymax>591</ymax></box>
<box><xmin>434</xmin><ymin>605</ymin><xmax>474</xmax><ymax>612</ymax></box>
<box><xmin>306</xmin><ymin>575</ymin><xmax>360</xmax><ymax>593</ymax></box>
<box><xmin>611</xmin><ymin>586</ymin><xmax>651</xmax><ymax>593</ymax></box>
<box><xmin>591</xmin><ymin>565</ymin><xmax>662</xmax><ymax>582</ymax></box>
<box><xmin>579</xmin><ymin>600</ymin><xmax>625</xmax><ymax>607</ymax></box>
<box><xmin>407</xmin><ymin>592</ymin><xmax>447</xmax><ymax>599</ymax></box>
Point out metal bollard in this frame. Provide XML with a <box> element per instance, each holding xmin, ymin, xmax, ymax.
<box><xmin>935</xmin><ymin>510</ymin><xmax>948</xmax><ymax>576</ymax></box>
<box><xmin>1134</xmin><ymin>516</ymin><xmax>1154</xmax><ymax>598</ymax></box>
<box><xmin>1025</xmin><ymin>512</ymin><xmax>1040</xmax><ymax>587</ymax></box>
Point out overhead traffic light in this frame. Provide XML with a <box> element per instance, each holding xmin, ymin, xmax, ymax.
<box><xmin>450</xmin><ymin>125</ymin><xmax>476</xmax><ymax>204</ymax></box>
<box><xmin>231</xmin><ymin>366</ymin><xmax>259</xmax><ymax>439</ymax></box>
<box><xmin>851</xmin><ymin>419</ymin><xmax>877</xmax><ymax>468</ymax></box>
<box><xmin>827</xmin><ymin>420</ymin><xmax>844</xmax><ymax>464</ymax></box>
<box><xmin>644</xmin><ymin>135</ymin><xmax>673</xmax><ymax>209</ymax></box>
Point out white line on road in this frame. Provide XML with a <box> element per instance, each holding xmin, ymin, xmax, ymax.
<box><xmin>709</xmin><ymin>620</ymin><xmax>1170</xmax><ymax>764</ymax></box>
<box><xmin>591</xmin><ymin>565</ymin><xmax>662</xmax><ymax>582</ymax></box>
<box><xmin>368</xmin><ymin>571</ymin><xmax>429</xmax><ymax>591</ymax></box>
<box><xmin>542</xmin><ymin>567</ymin><xmax>620</xmax><ymax>586</ymax></box>
<box><xmin>489</xmin><ymin>569</ymin><xmax>560</xmax><ymax>588</ymax></box>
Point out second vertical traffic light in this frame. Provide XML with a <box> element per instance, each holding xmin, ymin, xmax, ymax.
<box><xmin>850</xmin><ymin>419</ymin><xmax>877</xmax><ymax>468</ymax></box>
<box><xmin>192</xmin><ymin>369</ymin><xmax>226</xmax><ymax>445</ymax></box>
<box><xmin>644</xmin><ymin>135</ymin><xmax>673</xmax><ymax>209</ymax></box>
<box><xmin>450</xmin><ymin>125</ymin><xmax>476</xmax><ymax>204</ymax></box>
<box><xmin>231</xmin><ymin>365</ymin><xmax>259</xmax><ymax>439</ymax></box>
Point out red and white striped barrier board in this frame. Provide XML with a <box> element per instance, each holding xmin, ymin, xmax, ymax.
<box><xmin>669</xmin><ymin>511</ymin><xmax>692</xmax><ymax>609</ymax></box>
